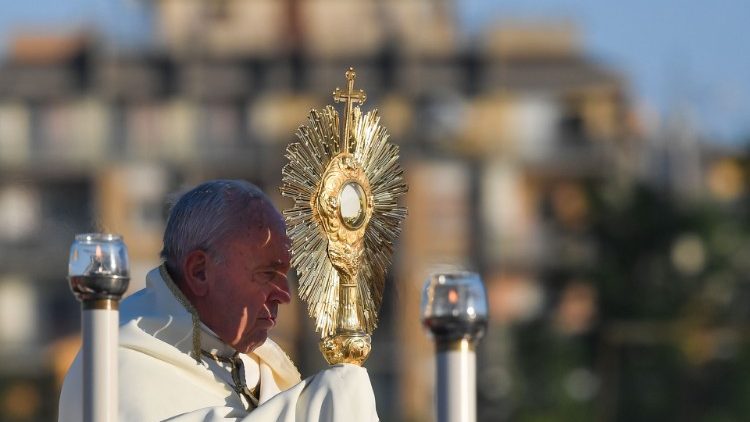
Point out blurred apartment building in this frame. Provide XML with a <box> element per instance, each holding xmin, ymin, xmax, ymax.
<box><xmin>0</xmin><ymin>1</ymin><xmax>636</xmax><ymax>420</ymax></box>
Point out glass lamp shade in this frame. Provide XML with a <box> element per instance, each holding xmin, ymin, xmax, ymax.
<box><xmin>421</xmin><ymin>271</ymin><xmax>488</xmax><ymax>343</ymax></box>
<box><xmin>68</xmin><ymin>233</ymin><xmax>130</xmax><ymax>302</ymax></box>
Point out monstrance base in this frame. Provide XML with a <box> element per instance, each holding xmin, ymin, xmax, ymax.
<box><xmin>319</xmin><ymin>331</ymin><xmax>372</xmax><ymax>366</ymax></box>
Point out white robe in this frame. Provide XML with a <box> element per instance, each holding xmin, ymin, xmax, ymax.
<box><xmin>59</xmin><ymin>268</ymin><xmax>379</xmax><ymax>422</ymax></box>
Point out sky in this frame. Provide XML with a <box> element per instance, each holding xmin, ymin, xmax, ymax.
<box><xmin>461</xmin><ymin>0</ymin><xmax>750</xmax><ymax>143</ymax></box>
<box><xmin>0</xmin><ymin>0</ymin><xmax>748</xmax><ymax>143</ymax></box>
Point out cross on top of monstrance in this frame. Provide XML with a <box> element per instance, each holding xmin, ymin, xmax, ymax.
<box><xmin>281</xmin><ymin>68</ymin><xmax>407</xmax><ymax>366</ymax></box>
<box><xmin>333</xmin><ymin>67</ymin><xmax>367</xmax><ymax>153</ymax></box>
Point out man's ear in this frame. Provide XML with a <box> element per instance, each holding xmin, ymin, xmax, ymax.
<box><xmin>182</xmin><ymin>250</ymin><xmax>210</xmax><ymax>297</ymax></box>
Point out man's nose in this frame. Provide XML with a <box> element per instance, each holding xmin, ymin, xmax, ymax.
<box><xmin>271</xmin><ymin>274</ymin><xmax>292</xmax><ymax>304</ymax></box>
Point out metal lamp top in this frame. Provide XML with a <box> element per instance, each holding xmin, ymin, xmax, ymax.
<box><xmin>68</xmin><ymin>233</ymin><xmax>130</xmax><ymax>302</ymax></box>
<box><xmin>69</xmin><ymin>233</ymin><xmax>130</xmax><ymax>278</ymax></box>
<box><xmin>421</xmin><ymin>271</ymin><xmax>488</xmax><ymax>343</ymax></box>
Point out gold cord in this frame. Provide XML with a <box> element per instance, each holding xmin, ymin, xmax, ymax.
<box><xmin>159</xmin><ymin>263</ymin><xmax>202</xmax><ymax>364</ymax></box>
<box><xmin>201</xmin><ymin>350</ymin><xmax>260</xmax><ymax>410</ymax></box>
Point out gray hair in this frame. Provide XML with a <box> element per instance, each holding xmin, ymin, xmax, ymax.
<box><xmin>160</xmin><ymin>179</ymin><xmax>271</xmax><ymax>278</ymax></box>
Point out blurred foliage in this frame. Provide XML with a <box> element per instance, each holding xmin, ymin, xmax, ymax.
<box><xmin>483</xmin><ymin>179</ymin><xmax>750</xmax><ymax>421</ymax></box>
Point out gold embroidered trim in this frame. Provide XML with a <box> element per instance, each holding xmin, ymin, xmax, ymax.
<box><xmin>159</xmin><ymin>263</ymin><xmax>202</xmax><ymax>364</ymax></box>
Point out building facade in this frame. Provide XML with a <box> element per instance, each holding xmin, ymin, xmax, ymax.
<box><xmin>0</xmin><ymin>2</ymin><xmax>637</xmax><ymax>420</ymax></box>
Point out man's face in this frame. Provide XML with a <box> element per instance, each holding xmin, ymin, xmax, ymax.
<box><xmin>202</xmin><ymin>206</ymin><xmax>292</xmax><ymax>353</ymax></box>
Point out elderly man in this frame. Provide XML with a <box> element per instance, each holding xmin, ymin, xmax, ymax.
<box><xmin>59</xmin><ymin>180</ymin><xmax>379</xmax><ymax>421</ymax></box>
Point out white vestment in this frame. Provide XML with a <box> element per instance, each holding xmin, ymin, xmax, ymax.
<box><xmin>59</xmin><ymin>267</ymin><xmax>379</xmax><ymax>422</ymax></box>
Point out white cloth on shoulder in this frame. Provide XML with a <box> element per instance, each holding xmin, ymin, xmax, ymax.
<box><xmin>58</xmin><ymin>267</ymin><xmax>379</xmax><ymax>422</ymax></box>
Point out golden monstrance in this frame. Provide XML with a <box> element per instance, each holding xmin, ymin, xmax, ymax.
<box><xmin>281</xmin><ymin>68</ymin><xmax>407</xmax><ymax>365</ymax></box>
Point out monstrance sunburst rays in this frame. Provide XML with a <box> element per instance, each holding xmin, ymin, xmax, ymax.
<box><xmin>280</xmin><ymin>68</ymin><xmax>407</xmax><ymax>364</ymax></box>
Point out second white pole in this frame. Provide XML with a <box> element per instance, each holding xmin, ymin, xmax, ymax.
<box><xmin>436</xmin><ymin>339</ymin><xmax>476</xmax><ymax>422</ymax></box>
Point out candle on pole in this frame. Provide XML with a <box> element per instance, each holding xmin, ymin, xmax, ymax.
<box><xmin>68</xmin><ymin>233</ymin><xmax>130</xmax><ymax>422</ymax></box>
<box><xmin>421</xmin><ymin>272</ymin><xmax>488</xmax><ymax>422</ymax></box>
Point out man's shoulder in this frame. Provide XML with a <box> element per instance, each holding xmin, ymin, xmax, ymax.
<box><xmin>59</xmin><ymin>344</ymin><xmax>228</xmax><ymax>422</ymax></box>
<box><xmin>117</xmin><ymin>344</ymin><xmax>244</xmax><ymax>420</ymax></box>
<box><xmin>119</xmin><ymin>283</ymin><xmax>155</xmax><ymax>322</ymax></box>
